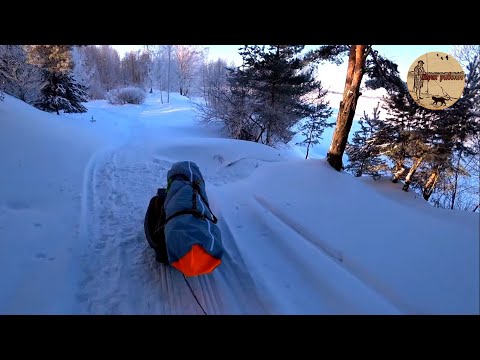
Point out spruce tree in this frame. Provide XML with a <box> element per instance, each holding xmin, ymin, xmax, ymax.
<box><xmin>38</xmin><ymin>72</ymin><xmax>87</xmax><ymax>114</ymax></box>
<box><xmin>26</xmin><ymin>45</ymin><xmax>87</xmax><ymax>114</ymax></box>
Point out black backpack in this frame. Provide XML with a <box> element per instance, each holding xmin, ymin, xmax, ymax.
<box><xmin>144</xmin><ymin>188</ymin><xmax>168</xmax><ymax>263</ymax></box>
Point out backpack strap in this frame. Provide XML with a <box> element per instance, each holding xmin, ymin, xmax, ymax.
<box><xmin>160</xmin><ymin>173</ymin><xmax>218</xmax><ymax>230</ymax></box>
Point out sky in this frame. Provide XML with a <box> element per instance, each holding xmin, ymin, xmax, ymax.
<box><xmin>111</xmin><ymin>45</ymin><xmax>455</xmax><ymax>93</ymax></box>
<box><xmin>0</xmin><ymin>90</ymin><xmax>478</xmax><ymax>314</ymax></box>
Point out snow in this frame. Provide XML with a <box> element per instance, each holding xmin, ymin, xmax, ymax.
<box><xmin>0</xmin><ymin>92</ymin><xmax>478</xmax><ymax>314</ymax></box>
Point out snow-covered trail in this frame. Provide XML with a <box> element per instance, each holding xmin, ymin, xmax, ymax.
<box><xmin>75</xmin><ymin>101</ymin><xmax>268</xmax><ymax>314</ymax></box>
<box><xmin>77</xmin><ymin>145</ymin><xmax>273</xmax><ymax>314</ymax></box>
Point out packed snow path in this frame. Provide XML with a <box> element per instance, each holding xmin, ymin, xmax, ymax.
<box><xmin>77</xmin><ymin>143</ymin><xmax>268</xmax><ymax>314</ymax></box>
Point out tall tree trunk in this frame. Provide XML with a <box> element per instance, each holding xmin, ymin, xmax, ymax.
<box><xmin>203</xmin><ymin>67</ymin><xmax>208</xmax><ymax>106</ymax></box>
<box><xmin>159</xmin><ymin>74</ymin><xmax>163</xmax><ymax>104</ymax></box>
<box><xmin>327</xmin><ymin>45</ymin><xmax>369</xmax><ymax>171</ymax></box>
<box><xmin>402</xmin><ymin>156</ymin><xmax>423</xmax><ymax>191</ymax></box>
<box><xmin>450</xmin><ymin>153</ymin><xmax>462</xmax><ymax>209</ymax></box>
<box><xmin>146</xmin><ymin>45</ymin><xmax>153</xmax><ymax>93</ymax></box>
<box><xmin>167</xmin><ymin>46</ymin><xmax>171</xmax><ymax>103</ymax></box>
<box><xmin>422</xmin><ymin>169</ymin><xmax>439</xmax><ymax>201</ymax></box>
<box><xmin>268</xmin><ymin>56</ymin><xmax>276</xmax><ymax>147</ymax></box>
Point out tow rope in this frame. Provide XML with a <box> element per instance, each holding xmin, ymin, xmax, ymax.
<box><xmin>182</xmin><ymin>274</ymin><xmax>208</xmax><ymax>315</ymax></box>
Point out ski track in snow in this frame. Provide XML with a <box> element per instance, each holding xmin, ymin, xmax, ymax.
<box><xmin>251</xmin><ymin>194</ymin><xmax>406</xmax><ymax>313</ymax></box>
<box><xmin>76</xmin><ymin>142</ymin><xmax>267</xmax><ymax>314</ymax></box>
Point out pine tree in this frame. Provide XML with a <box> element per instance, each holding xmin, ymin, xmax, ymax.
<box><xmin>370</xmin><ymin>46</ymin><xmax>479</xmax><ymax>201</ymax></box>
<box><xmin>345</xmin><ymin>103</ymin><xmax>388</xmax><ymax>178</ymax></box>
<box><xmin>26</xmin><ymin>45</ymin><xmax>87</xmax><ymax>114</ymax></box>
<box><xmin>306</xmin><ymin>46</ymin><xmax>404</xmax><ymax>171</ymax></box>
<box><xmin>296</xmin><ymin>88</ymin><xmax>333</xmax><ymax>159</ymax></box>
<box><xmin>363</xmin><ymin>58</ymin><xmax>440</xmax><ymax>190</ymax></box>
<box><xmin>421</xmin><ymin>46</ymin><xmax>480</xmax><ymax>203</ymax></box>
<box><xmin>245</xmin><ymin>45</ymin><xmax>321</xmax><ymax>144</ymax></box>
<box><xmin>201</xmin><ymin>45</ymin><xmax>327</xmax><ymax>146</ymax></box>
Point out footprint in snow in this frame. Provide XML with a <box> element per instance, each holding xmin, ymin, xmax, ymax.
<box><xmin>213</xmin><ymin>154</ymin><xmax>224</xmax><ymax>164</ymax></box>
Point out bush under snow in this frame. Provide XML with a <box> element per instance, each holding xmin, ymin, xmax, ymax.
<box><xmin>107</xmin><ymin>87</ymin><xmax>146</xmax><ymax>105</ymax></box>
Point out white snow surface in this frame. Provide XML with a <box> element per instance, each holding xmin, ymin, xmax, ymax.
<box><xmin>0</xmin><ymin>92</ymin><xmax>478</xmax><ymax>315</ymax></box>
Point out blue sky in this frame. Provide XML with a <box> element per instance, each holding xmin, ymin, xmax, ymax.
<box><xmin>112</xmin><ymin>45</ymin><xmax>453</xmax><ymax>67</ymax></box>
<box><xmin>111</xmin><ymin>44</ymin><xmax>454</xmax><ymax>92</ymax></box>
